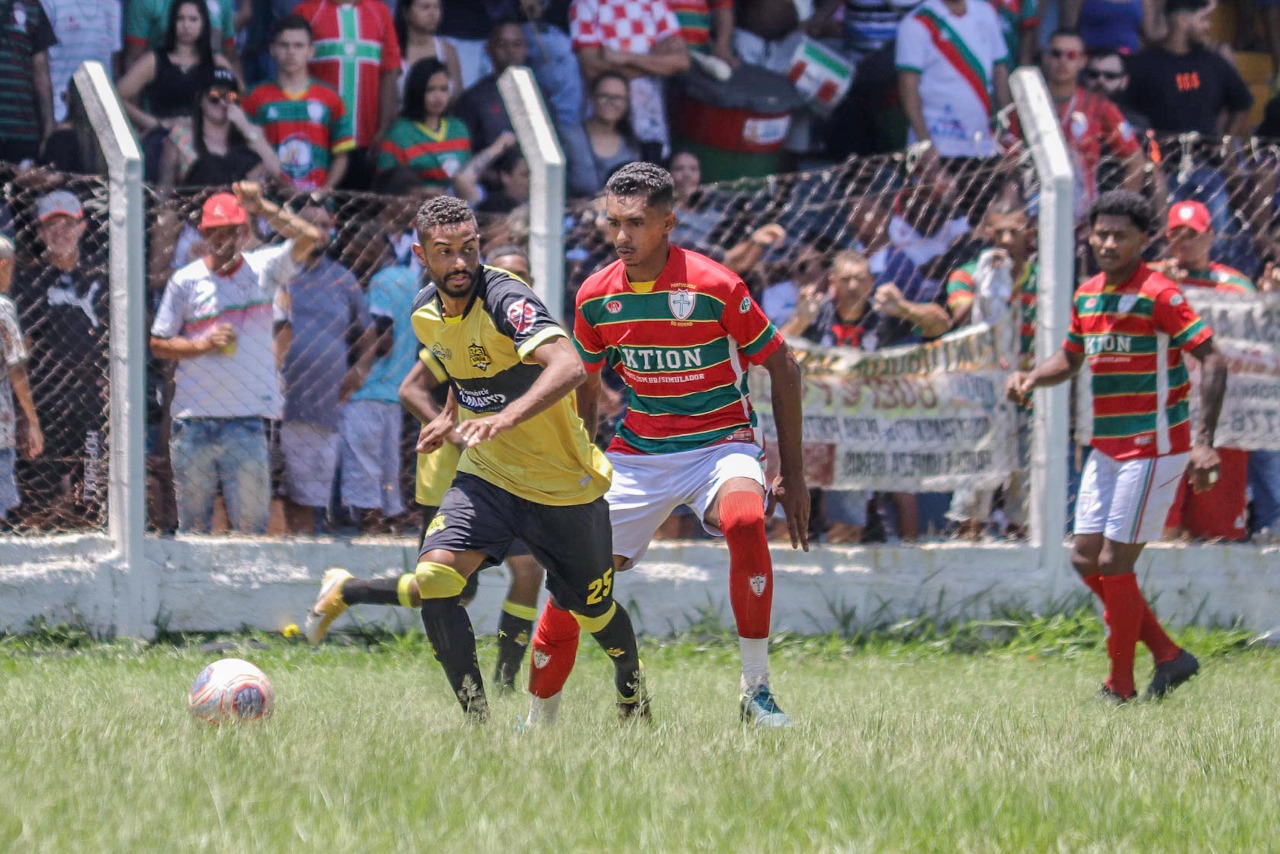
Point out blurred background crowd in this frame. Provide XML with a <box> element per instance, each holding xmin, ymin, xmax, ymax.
<box><xmin>2</xmin><ymin>0</ymin><xmax>1280</xmax><ymax>546</ymax></box>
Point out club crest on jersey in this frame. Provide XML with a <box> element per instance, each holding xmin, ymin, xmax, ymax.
<box><xmin>749</xmin><ymin>575</ymin><xmax>767</xmax><ymax>596</ymax></box>
<box><xmin>668</xmin><ymin>288</ymin><xmax>695</xmax><ymax>320</ymax></box>
<box><xmin>307</xmin><ymin>102</ymin><xmax>325</xmax><ymax>123</ymax></box>
<box><xmin>1118</xmin><ymin>294</ymin><xmax>1138</xmax><ymax>313</ymax></box>
<box><xmin>605</xmin><ymin>299</ymin><xmax>623</xmax><ymax>314</ymax></box>
<box><xmin>507</xmin><ymin>297</ymin><xmax>537</xmax><ymax>334</ymax></box>
<box><xmin>468</xmin><ymin>341</ymin><xmax>491</xmax><ymax>371</ymax></box>
<box><xmin>533</xmin><ymin>651</ymin><xmax>550</xmax><ymax>668</ymax></box>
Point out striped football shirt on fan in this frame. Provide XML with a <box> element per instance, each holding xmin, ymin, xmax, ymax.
<box><xmin>1065</xmin><ymin>264</ymin><xmax>1213</xmax><ymax>460</ymax></box>
<box><xmin>242</xmin><ymin>80</ymin><xmax>354</xmax><ymax>191</ymax></box>
<box><xmin>946</xmin><ymin>258</ymin><xmax>1038</xmax><ymax>357</ymax></box>
<box><xmin>295</xmin><ymin>0</ymin><xmax>401</xmax><ymax>149</ymax></box>
<box><xmin>1176</xmin><ymin>261</ymin><xmax>1256</xmax><ymax>294</ymax></box>
<box><xmin>376</xmin><ymin>118</ymin><xmax>472</xmax><ymax>190</ymax></box>
<box><xmin>575</xmin><ymin>245</ymin><xmax>782</xmax><ymax>455</ymax></box>
<box><xmin>665</xmin><ymin>0</ymin><xmax>730</xmax><ymax>52</ymax></box>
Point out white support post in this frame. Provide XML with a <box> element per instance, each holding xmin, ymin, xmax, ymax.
<box><xmin>73</xmin><ymin>61</ymin><xmax>151</xmax><ymax>638</ymax></box>
<box><xmin>1010</xmin><ymin>68</ymin><xmax>1073</xmax><ymax>591</ymax></box>
<box><xmin>498</xmin><ymin>66</ymin><xmax>566</xmax><ymax>319</ymax></box>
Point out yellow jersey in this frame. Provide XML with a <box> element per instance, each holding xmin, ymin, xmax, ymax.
<box><xmin>410</xmin><ymin>266</ymin><xmax>611</xmax><ymax>506</ymax></box>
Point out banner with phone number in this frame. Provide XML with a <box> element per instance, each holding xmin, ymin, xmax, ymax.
<box><xmin>752</xmin><ymin>322</ymin><xmax>1018</xmax><ymax>492</ymax></box>
<box><xmin>1074</xmin><ymin>291</ymin><xmax>1280</xmax><ymax>451</ymax></box>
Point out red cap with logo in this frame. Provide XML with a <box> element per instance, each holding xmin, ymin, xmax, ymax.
<box><xmin>200</xmin><ymin>192</ymin><xmax>247</xmax><ymax>229</ymax></box>
<box><xmin>1167</xmin><ymin>201</ymin><xmax>1211</xmax><ymax>234</ymax></box>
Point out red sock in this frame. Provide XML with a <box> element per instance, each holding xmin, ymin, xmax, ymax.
<box><xmin>1084</xmin><ymin>573</ymin><xmax>1180</xmax><ymax>665</ymax></box>
<box><xmin>720</xmin><ymin>491</ymin><xmax>772</xmax><ymax>639</ymax></box>
<box><xmin>527</xmin><ymin>601</ymin><xmax>580</xmax><ymax>699</ymax></box>
<box><xmin>1100</xmin><ymin>573</ymin><xmax>1143</xmax><ymax>696</ymax></box>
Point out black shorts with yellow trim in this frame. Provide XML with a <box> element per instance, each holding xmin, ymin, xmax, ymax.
<box><xmin>420</xmin><ymin>473</ymin><xmax>615</xmax><ymax>618</ymax></box>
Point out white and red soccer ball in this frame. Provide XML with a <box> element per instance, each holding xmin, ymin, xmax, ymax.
<box><xmin>188</xmin><ymin>658</ymin><xmax>275</xmax><ymax>724</ymax></box>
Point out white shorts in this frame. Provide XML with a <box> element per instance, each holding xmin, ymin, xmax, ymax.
<box><xmin>340</xmin><ymin>400</ymin><xmax>405</xmax><ymax>516</ymax></box>
<box><xmin>1074</xmin><ymin>450</ymin><xmax>1189</xmax><ymax>544</ymax></box>
<box><xmin>280</xmin><ymin>421</ymin><xmax>340</xmax><ymax>508</ymax></box>
<box><xmin>607</xmin><ymin>442</ymin><xmax>765</xmax><ymax>565</ymax></box>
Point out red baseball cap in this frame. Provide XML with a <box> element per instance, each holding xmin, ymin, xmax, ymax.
<box><xmin>1167</xmin><ymin>201</ymin><xmax>1211</xmax><ymax>234</ymax></box>
<box><xmin>200</xmin><ymin>192</ymin><xmax>247</xmax><ymax>229</ymax></box>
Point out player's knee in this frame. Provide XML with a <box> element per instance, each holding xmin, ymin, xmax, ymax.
<box><xmin>1070</xmin><ymin>549</ymin><xmax>1097</xmax><ymax>578</ymax></box>
<box><xmin>719</xmin><ymin>490</ymin><xmax>766</xmax><ymax>537</ymax></box>
<box><xmin>571</xmin><ymin>601</ymin><xmax>617</xmax><ymax>634</ymax></box>
<box><xmin>416</xmin><ymin>560</ymin><xmax>468</xmax><ymax>601</ymax></box>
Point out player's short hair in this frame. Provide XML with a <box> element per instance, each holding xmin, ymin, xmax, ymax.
<box><xmin>605</xmin><ymin>162</ymin><xmax>675</xmax><ymax>210</ymax></box>
<box><xmin>274</xmin><ymin>14</ymin><xmax>312</xmax><ymax>41</ymax></box>
<box><xmin>0</xmin><ymin>233</ymin><xmax>13</xmax><ymax>260</ymax></box>
<box><xmin>1048</xmin><ymin>27</ymin><xmax>1083</xmax><ymax>43</ymax></box>
<box><xmin>416</xmin><ymin>195</ymin><xmax>477</xmax><ymax>238</ymax></box>
<box><xmin>1089</xmin><ymin>190</ymin><xmax>1153</xmax><ymax>233</ymax></box>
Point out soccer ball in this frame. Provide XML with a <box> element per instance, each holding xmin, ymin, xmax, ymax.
<box><xmin>188</xmin><ymin>658</ymin><xmax>275</xmax><ymax>725</ymax></box>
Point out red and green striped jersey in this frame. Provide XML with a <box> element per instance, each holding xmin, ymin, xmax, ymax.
<box><xmin>946</xmin><ymin>258</ymin><xmax>1038</xmax><ymax>359</ymax></box>
<box><xmin>376</xmin><ymin>117</ymin><xmax>472</xmax><ymax>190</ymax></box>
<box><xmin>666</xmin><ymin>0</ymin><xmax>730</xmax><ymax>52</ymax></box>
<box><xmin>575</xmin><ymin>245</ymin><xmax>783</xmax><ymax>455</ymax></box>
<box><xmin>1065</xmin><ymin>264</ymin><xmax>1213</xmax><ymax>460</ymax></box>
<box><xmin>1176</xmin><ymin>261</ymin><xmax>1256</xmax><ymax>294</ymax></box>
<box><xmin>295</xmin><ymin>0</ymin><xmax>401</xmax><ymax>149</ymax></box>
<box><xmin>242</xmin><ymin>80</ymin><xmax>355</xmax><ymax>191</ymax></box>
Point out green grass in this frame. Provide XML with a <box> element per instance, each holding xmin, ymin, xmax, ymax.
<box><xmin>1</xmin><ymin>613</ymin><xmax>1277</xmax><ymax>852</ymax></box>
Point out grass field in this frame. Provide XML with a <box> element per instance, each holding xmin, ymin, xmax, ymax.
<box><xmin>2</xmin><ymin>613</ymin><xmax>1278</xmax><ymax>852</ymax></box>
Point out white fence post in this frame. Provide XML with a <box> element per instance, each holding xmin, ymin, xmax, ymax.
<box><xmin>72</xmin><ymin>60</ymin><xmax>151</xmax><ymax>638</ymax></box>
<box><xmin>1010</xmin><ymin>67</ymin><xmax>1074</xmax><ymax>594</ymax></box>
<box><xmin>498</xmin><ymin>66</ymin><xmax>566</xmax><ymax>319</ymax></box>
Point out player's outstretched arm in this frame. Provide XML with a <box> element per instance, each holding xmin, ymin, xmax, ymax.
<box><xmin>455</xmin><ymin>336</ymin><xmax>586</xmax><ymax>447</ymax></box>
<box><xmin>1005</xmin><ymin>349</ymin><xmax>1082</xmax><ymax>406</ymax></box>
<box><xmin>1188</xmin><ymin>338</ymin><xmax>1228</xmax><ymax>493</ymax></box>
<box><xmin>762</xmin><ymin>344</ymin><xmax>810</xmax><ymax>551</ymax></box>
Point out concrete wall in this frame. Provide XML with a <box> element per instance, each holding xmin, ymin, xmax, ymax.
<box><xmin>1</xmin><ymin>536</ymin><xmax>1277</xmax><ymax>638</ymax></box>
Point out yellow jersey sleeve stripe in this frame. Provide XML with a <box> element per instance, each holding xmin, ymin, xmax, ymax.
<box><xmin>516</xmin><ymin>326</ymin><xmax>568</xmax><ymax>361</ymax></box>
<box><xmin>418</xmin><ymin>347</ymin><xmax>449</xmax><ymax>382</ymax></box>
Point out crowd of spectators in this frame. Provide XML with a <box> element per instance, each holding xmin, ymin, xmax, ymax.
<box><xmin>2</xmin><ymin>0</ymin><xmax>1280</xmax><ymax>545</ymax></box>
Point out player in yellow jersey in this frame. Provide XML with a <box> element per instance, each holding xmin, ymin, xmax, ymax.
<box><xmin>304</xmin><ymin>196</ymin><xmax>645</xmax><ymax>721</ymax></box>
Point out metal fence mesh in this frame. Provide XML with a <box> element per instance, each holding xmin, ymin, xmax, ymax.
<box><xmin>0</xmin><ymin>165</ymin><xmax>111</xmax><ymax>533</ymax></box>
<box><xmin>3</xmin><ymin>128</ymin><xmax>1279</xmax><ymax>540</ymax></box>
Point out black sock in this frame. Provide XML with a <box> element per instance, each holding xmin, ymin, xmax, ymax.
<box><xmin>494</xmin><ymin>610</ymin><xmax>533</xmax><ymax>690</ymax></box>
<box><xmin>342</xmin><ymin>576</ymin><xmax>402</xmax><ymax>606</ymax></box>
<box><xmin>420</xmin><ymin>597</ymin><xmax>487</xmax><ymax>719</ymax></box>
<box><xmin>587</xmin><ymin>604</ymin><xmax>643</xmax><ymax>700</ymax></box>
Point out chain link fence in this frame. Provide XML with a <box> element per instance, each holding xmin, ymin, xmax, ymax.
<box><xmin>3</xmin><ymin>128</ymin><xmax>1279</xmax><ymax>541</ymax></box>
<box><xmin>0</xmin><ymin>164</ymin><xmax>111</xmax><ymax>534</ymax></box>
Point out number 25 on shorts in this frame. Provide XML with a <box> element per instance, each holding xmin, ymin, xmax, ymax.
<box><xmin>586</xmin><ymin>567</ymin><xmax>615</xmax><ymax>605</ymax></box>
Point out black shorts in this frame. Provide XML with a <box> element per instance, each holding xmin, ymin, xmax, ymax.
<box><xmin>420</xmin><ymin>473</ymin><xmax>615</xmax><ymax>618</ymax></box>
<box><xmin>418</xmin><ymin>503</ymin><xmax>532</xmax><ymax>559</ymax></box>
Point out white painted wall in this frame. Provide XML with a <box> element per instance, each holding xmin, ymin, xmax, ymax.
<box><xmin>1</xmin><ymin>536</ymin><xmax>1277</xmax><ymax>638</ymax></box>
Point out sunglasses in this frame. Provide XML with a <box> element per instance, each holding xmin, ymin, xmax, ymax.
<box><xmin>205</xmin><ymin>90</ymin><xmax>240</xmax><ymax>105</ymax></box>
<box><xmin>1085</xmin><ymin>69</ymin><xmax>1124</xmax><ymax>82</ymax></box>
<box><xmin>1048</xmin><ymin>48</ymin><xmax>1081</xmax><ymax>61</ymax></box>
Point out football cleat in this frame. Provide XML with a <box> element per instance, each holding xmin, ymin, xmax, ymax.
<box><xmin>1095</xmin><ymin>684</ymin><xmax>1137</xmax><ymax>705</ymax></box>
<box><xmin>1146</xmin><ymin>649</ymin><xmax>1200</xmax><ymax>700</ymax></box>
<box><xmin>304</xmin><ymin>568</ymin><xmax>353</xmax><ymax>645</ymax></box>
<box><xmin>740</xmin><ymin>684</ymin><xmax>792</xmax><ymax>728</ymax></box>
<box><xmin>617</xmin><ymin>662</ymin><xmax>650</xmax><ymax>722</ymax></box>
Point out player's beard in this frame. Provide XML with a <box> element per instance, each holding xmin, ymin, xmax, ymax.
<box><xmin>438</xmin><ymin>269</ymin><xmax>476</xmax><ymax>299</ymax></box>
